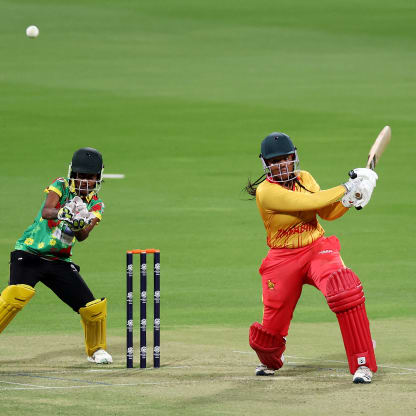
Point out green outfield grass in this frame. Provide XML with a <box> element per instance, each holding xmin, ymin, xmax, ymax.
<box><xmin>0</xmin><ymin>0</ymin><xmax>415</xmax><ymax>414</ymax></box>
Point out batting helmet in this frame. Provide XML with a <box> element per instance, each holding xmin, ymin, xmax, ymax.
<box><xmin>259</xmin><ymin>132</ymin><xmax>300</xmax><ymax>183</ymax></box>
<box><xmin>260</xmin><ymin>132</ymin><xmax>296</xmax><ymax>160</ymax></box>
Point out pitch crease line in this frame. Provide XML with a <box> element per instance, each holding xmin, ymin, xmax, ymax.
<box><xmin>0</xmin><ymin>380</ymin><xmax>46</xmax><ymax>388</ymax></box>
<box><xmin>233</xmin><ymin>351</ymin><xmax>416</xmax><ymax>372</ymax></box>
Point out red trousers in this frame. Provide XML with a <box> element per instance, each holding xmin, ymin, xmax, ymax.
<box><xmin>260</xmin><ymin>236</ymin><xmax>344</xmax><ymax>336</ymax></box>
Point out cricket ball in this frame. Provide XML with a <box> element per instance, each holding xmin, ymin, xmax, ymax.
<box><xmin>26</xmin><ymin>25</ymin><xmax>39</xmax><ymax>38</ymax></box>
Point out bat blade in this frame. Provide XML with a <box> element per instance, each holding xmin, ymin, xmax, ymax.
<box><xmin>349</xmin><ymin>125</ymin><xmax>391</xmax><ymax>209</ymax></box>
<box><xmin>366</xmin><ymin>125</ymin><xmax>391</xmax><ymax>170</ymax></box>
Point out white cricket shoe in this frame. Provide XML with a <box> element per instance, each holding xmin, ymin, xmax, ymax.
<box><xmin>255</xmin><ymin>364</ymin><xmax>275</xmax><ymax>376</ymax></box>
<box><xmin>353</xmin><ymin>366</ymin><xmax>372</xmax><ymax>384</ymax></box>
<box><xmin>87</xmin><ymin>348</ymin><xmax>113</xmax><ymax>364</ymax></box>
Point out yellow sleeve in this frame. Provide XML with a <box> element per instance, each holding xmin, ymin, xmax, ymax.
<box><xmin>300</xmin><ymin>171</ymin><xmax>321</xmax><ymax>193</ymax></box>
<box><xmin>46</xmin><ymin>185</ymin><xmax>62</xmax><ymax>197</ymax></box>
<box><xmin>44</xmin><ymin>177</ymin><xmax>67</xmax><ymax>197</ymax></box>
<box><xmin>317</xmin><ymin>201</ymin><xmax>349</xmax><ymax>221</ymax></box>
<box><xmin>257</xmin><ymin>179</ymin><xmax>346</xmax><ymax>213</ymax></box>
<box><xmin>304</xmin><ymin>171</ymin><xmax>349</xmax><ymax>220</ymax></box>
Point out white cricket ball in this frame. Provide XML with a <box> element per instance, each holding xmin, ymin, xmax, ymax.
<box><xmin>26</xmin><ymin>25</ymin><xmax>39</xmax><ymax>38</ymax></box>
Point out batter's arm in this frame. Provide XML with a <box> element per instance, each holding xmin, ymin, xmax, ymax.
<box><xmin>317</xmin><ymin>201</ymin><xmax>348</xmax><ymax>221</ymax></box>
<box><xmin>258</xmin><ymin>183</ymin><xmax>346</xmax><ymax>212</ymax></box>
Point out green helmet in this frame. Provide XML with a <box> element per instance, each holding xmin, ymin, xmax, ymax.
<box><xmin>259</xmin><ymin>132</ymin><xmax>300</xmax><ymax>183</ymax></box>
<box><xmin>260</xmin><ymin>132</ymin><xmax>296</xmax><ymax>160</ymax></box>
<box><xmin>68</xmin><ymin>147</ymin><xmax>104</xmax><ymax>194</ymax></box>
<box><xmin>69</xmin><ymin>147</ymin><xmax>103</xmax><ymax>176</ymax></box>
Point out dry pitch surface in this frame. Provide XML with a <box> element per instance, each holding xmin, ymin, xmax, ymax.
<box><xmin>1</xmin><ymin>320</ymin><xmax>415</xmax><ymax>416</ymax></box>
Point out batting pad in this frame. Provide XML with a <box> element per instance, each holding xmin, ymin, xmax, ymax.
<box><xmin>0</xmin><ymin>284</ymin><xmax>35</xmax><ymax>333</ymax></box>
<box><xmin>79</xmin><ymin>298</ymin><xmax>107</xmax><ymax>357</ymax></box>
<box><xmin>249</xmin><ymin>322</ymin><xmax>286</xmax><ymax>370</ymax></box>
<box><xmin>326</xmin><ymin>268</ymin><xmax>377</xmax><ymax>374</ymax></box>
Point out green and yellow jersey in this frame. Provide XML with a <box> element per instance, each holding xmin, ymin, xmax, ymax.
<box><xmin>15</xmin><ymin>177</ymin><xmax>104</xmax><ymax>261</ymax></box>
<box><xmin>256</xmin><ymin>171</ymin><xmax>347</xmax><ymax>249</ymax></box>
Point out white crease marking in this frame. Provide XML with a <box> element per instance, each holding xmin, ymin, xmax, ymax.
<box><xmin>233</xmin><ymin>351</ymin><xmax>416</xmax><ymax>373</ymax></box>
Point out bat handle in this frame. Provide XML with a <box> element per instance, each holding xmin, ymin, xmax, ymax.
<box><xmin>348</xmin><ymin>170</ymin><xmax>357</xmax><ymax>179</ymax></box>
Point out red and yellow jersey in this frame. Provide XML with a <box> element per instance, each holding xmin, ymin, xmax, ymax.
<box><xmin>256</xmin><ymin>171</ymin><xmax>348</xmax><ymax>249</ymax></box>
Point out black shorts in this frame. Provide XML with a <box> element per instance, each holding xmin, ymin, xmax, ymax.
<box><xmin>9</xmin><ymin>250</ymin><xmax>95</xmax><ymax>312</ymax></box>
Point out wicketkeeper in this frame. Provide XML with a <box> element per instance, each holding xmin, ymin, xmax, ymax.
<box><xmin>0</xmin><ymin>147</ymin><xmax>112</xmax><ymax>364</ymax></box>
<box><xmin>245</xmin><ymin>132</ymin><xmax>378</xmax><ymax>383</ymax></box>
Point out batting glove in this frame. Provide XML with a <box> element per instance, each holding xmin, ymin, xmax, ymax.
<box><xmin>342</xmin><ymin>177</ymin><xmax>363</xmax><ymax>208</ymax></box>
<box><xmin>352</xmin><ymin>179</ymin><xmax>376</xmax><ymax>209</ymax></box>
<box><xmin>342</xmin><ymin>177</ymin><xmax>361</xmax><ymax>194</ymax></box>
<box><xmin>342</xmin><ymin>178</ymin><xmax>376</xmax><ymax>209</ymax></box>
<box><xmin>349</xmin><ymin>168</ymin><xmax>378</xmax><ymax>187</ymax></box>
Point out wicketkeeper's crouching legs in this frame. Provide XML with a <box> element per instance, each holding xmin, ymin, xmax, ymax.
<box><xmin>249</xmin><ymin>322</ymin><xmax>286</xmax><ymax>370</ymax></box>
<box><xmin>79</xmin><ymin>298</ymin><xmax>112</xmax><ymax>364</ymax></box>
<box><xmin>326</xmin><ymin>268</ymin><xmax>377</xmax><ymax>374</ymax></box>
<box><xmin>0</xmin><ymin>284</ymin><xmax>35</xmax><ymax>333</ymax></box>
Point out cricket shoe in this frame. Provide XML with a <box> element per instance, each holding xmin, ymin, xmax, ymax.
<box><xmin>353</xmin><ymin>366</ymin><xmax>372</xmax><ymax>384</ymax></box>
<box><xmin>255</xmin><ymin>364</ymin><xmax>275</xmax><ymax>376</ymax></box>
<box><xmin>87</xmin><ymin>348</ymin><xmax>113</xmax><ymax>364</ymax></box>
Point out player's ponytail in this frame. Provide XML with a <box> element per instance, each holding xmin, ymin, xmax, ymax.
<box><xmin>244</xmin><ymin>174</ymin><xmax>266</xmax><ymax>198</ymax></box>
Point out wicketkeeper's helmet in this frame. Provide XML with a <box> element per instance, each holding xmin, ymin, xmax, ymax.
<box><xmin>70</xmin><ymin>147</ymin><xmax>103</xmax><ymax>176</ymax></box>
<box><xmin>68</xmin><ymin>147</ymin><xmax>104</xmax><ymax>193</ymax></box>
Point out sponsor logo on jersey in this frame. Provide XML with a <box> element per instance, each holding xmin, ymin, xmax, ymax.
<box><xmin>274</xmin><ymin>220</ymin><xmax>318</xmax><ymax>239</ymax></box>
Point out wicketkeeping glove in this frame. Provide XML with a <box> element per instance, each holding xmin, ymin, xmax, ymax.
<box><xmin>57</xmin><ymin>206</ymin><xmax>74</xmax><ymax>222</ymax></box>
<box><xmin>66</xmin><ymin>196</ymin><xmax>87</xmax><ymax>215</ymax></box>
<box><xmin>58</xmin><ymin>197</ymin><xmax>95</xmax><ymax>232</ymax></box>
<box><xmin>69</xmin><ymin>216</ymin><xmax>88</xmax><ymax>232</ymax></box>
<box><xmin>69</xmin><ymin>208</ymin><xmax>96</xmax><ymax>231</ymax></box>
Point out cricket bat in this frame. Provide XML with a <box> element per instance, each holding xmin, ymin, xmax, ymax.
<box><xmin>349</xmin><ymin>125</ymin><xmax>391</xmax><ymax>208</ymax></box>
<box><xmin>364</xmin><ymin>125</ymin><xmax>391</xmax><ymax>170</ymax></box>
